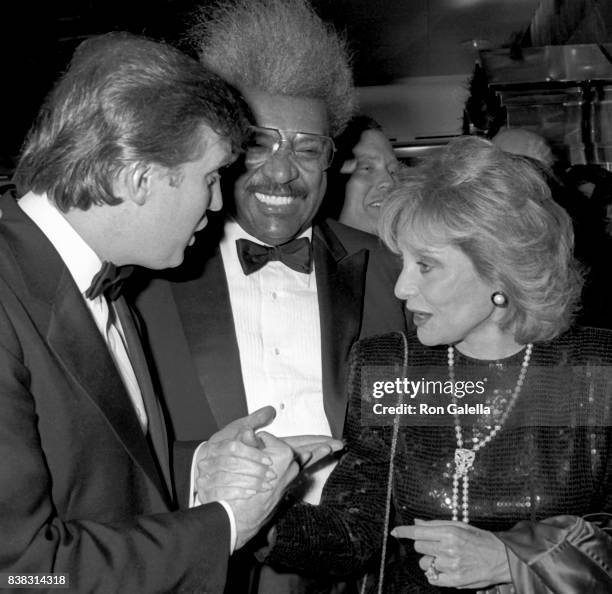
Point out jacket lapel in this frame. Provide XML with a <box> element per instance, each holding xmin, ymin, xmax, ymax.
<box><xmin>133</xmin><ymin>276</ymin><xmax>220</xmax><ymax>441</ymax></box>
<box><xmin>313</xmin><ymin>222</ymin><xmax>367</xmax><ymax>437</ymax></box>
<box><xmin>172</xmin><ymin>246</ymin><xmax>249</xmax><ymax>430</ymax></box>
<box><xmin>47</xmin><ymin>270</ymin><xmax>170</xmax><ymax>501</ymax></box>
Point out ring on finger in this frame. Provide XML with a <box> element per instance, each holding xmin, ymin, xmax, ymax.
<box><xmin>424</xmin><ymin>557</ymin><xmax>440</xmax><ymax>581</ymax></box>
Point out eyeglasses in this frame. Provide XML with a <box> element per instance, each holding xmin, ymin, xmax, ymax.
<box><xmin>244</xmin><ymin>125</ymin><xmax>336</xmax><ymax>171</ymax></box>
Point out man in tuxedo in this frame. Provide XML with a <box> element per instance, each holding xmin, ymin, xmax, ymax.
<box><xmin>0</xmin><ymin>32</ymin><xmax>337</xmax><ymax>593</ymax></box>
<box><xmin>134</xmin><ymin>1</ymin><xmax>406</xmax><ymax>591</ymax></box>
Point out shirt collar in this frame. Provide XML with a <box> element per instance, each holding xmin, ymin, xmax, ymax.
<box><xmin>18</xmin><ymin>192</ymin><xmax>103</xmax><ymax>295</ymax></box>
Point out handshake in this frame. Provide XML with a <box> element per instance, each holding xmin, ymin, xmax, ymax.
<box><xmin>194</xmin><ymin>406</ymin><xmax>343</xmax><ymax>549</ymax></box>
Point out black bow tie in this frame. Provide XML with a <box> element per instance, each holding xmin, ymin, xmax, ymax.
<box><xmin>85</xmin><ymin>261</ymin><xmax>134</xmax><ymax>301</ymax></box>
<box><xmin>236</xmin><ymin>237</ymin><xmax>313</xmax><ymax>275</ymax></box>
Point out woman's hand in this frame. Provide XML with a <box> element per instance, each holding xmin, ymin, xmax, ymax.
<box><xmin>392</xmin><ymin>519</ymin><xmax>512</xmax><ymax>589</ymax></box>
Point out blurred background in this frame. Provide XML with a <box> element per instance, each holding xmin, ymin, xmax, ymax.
<box><xmin>2</xmin><ymin>0</ymin><xmax>612</xmax><ymax>174</ymax></box>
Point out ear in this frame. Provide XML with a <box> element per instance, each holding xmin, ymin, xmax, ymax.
<box><xmin>340</xmin><ymin>159</ymin><xmax>357</xmax><ymax>175</ymax></box>
<box><xmin>115</xmin><ymin>163</ymin><xmax>154</xmax><ymax>206</ymax></box>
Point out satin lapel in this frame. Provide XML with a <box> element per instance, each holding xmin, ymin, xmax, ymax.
<box><xmin>314</xmin><ymin>223</ymin><xmax>368</xmax><ymax>438</ymax></box>
<box><xmin>135</xmin><ymin>278</ymin><xmax>220</xmax><ymax>441</ymax></box>
<box><xmin>47</xmin><ymin>270</ymin><xmax>168</xmax><ymax>499</ymax></box>
<box><xmin>172</xmin><ymin>247</ymin><xmax>249</xmax><ymax>429</ymax></box>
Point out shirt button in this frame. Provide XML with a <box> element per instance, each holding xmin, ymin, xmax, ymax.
<box><xmin>274</xmin><ymin>347</ymin><xmax>280</xmax><ymax>355</ymax></box>
<box><xmin>272</xmin><ymin>291</ymin><xmax>277</xmax><ymax>300</ymax></box>
<box><xmin>279</xmin><ymin>403</ymin><xmax>285</xmax><ymax>410</ymax></box>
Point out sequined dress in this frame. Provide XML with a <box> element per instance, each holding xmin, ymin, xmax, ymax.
<box><xmin>265</xmin><ymin>328</ymin><xmax>612</xmax><ymax>593</ymax></box>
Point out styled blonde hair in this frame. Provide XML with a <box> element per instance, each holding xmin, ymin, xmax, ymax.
<box><xmin>379</xmin><ymin>136</ymin><xmax>583</xmax><ymax>343</ymax></box>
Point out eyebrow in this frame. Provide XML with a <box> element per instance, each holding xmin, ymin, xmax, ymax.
<box><xmin>415</xmin><ymin>252</ymin><xmax>440</xmax><ymax>261</ymax></box>
<box><xmin>353</xmin><ymin>151</ymin><xmax>381</xmax><ymax>161</ymax></box>
<box><xmin>407</xmin><ymin>245</ymin><xmax>445</xmax><ymax>258</ymax></box>
<box><xmin>354</xmin><ymin>149</ymin><xmax>397</xmax><ymax>163</ymax></box>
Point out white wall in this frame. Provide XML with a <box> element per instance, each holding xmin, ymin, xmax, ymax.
<box><xmin>357</xmin><ymin>74</ymin><xmax>471</xmax><ymax>143</ymax></box>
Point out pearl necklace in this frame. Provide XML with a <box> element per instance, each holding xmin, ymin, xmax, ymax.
<box><xmin>447</xmin><ymin>343</ymin><xmax>533</xmax><ymax>523</ymax></box>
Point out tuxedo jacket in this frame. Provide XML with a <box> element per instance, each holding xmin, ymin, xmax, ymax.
<box><xmin>134</xmin><ymin>216</ymin><xmax>406</xmax><ymax>441</ymax></box>
<box><xmin>0</xmin><ymin>194</ymin><xmax>230</xmax><ymax>593</ymax></box>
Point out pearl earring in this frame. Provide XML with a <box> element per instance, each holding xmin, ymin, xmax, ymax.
<box><xmin>491</xmin><ymin>291</ymin><xmax>508</xmax><ymax>307</ymax></box>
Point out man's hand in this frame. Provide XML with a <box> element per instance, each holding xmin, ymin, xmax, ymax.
<box><xmin>195</xmin><ymin>409</ymin><xmax>343</xmax><ymax>549</ymax></box>
<box><xmin>197</xmin><ymin>432</ymin><xmax>344</xmax><ymax>501</ymax></box>
<box><xmin>195</xmin><ymin>407</ymin><xmax>277</xmax><ymax>501</ymax></box>
<box><xmin>208</xmin><ymin>405</ymin><xmax>276</xmax><ymax>446</ymax></box>
<box><xmin>223</xmin><ymin>432</ymin><xmax>299</xmax><ymax>549</ymax></box>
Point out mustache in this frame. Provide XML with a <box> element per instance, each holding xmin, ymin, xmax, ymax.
<box><xmin>247</xmin><ymin>182</ymin><xmax>308</xmax><ymax>199</ymax></box>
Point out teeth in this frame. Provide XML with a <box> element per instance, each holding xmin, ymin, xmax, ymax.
<box><xmin>254</xmin><ymin>192</ymin><xmax>293</xmax><ymax>206</ymax></box>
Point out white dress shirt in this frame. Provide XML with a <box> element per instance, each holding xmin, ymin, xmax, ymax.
<box><xmin>220</xmin><ymin>220</ymin><xmax>336</xmax><ymax>504</ymax></box>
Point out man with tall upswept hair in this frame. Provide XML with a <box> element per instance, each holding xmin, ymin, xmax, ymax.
<box><xmin>186</xmin><ymin>0</ymin><xmax>354</xmax><ymax>138</ymax></box>
<box><xmin>134</xmin><ymin>0</ymin><xmax>406</xmax><ymax>591</ymax></box>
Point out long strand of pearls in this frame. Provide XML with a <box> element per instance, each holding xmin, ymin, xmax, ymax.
<box><xmin>448</xmin><ymin>343</ymin><xmax>533</xmax><ymax>523</ymax></box>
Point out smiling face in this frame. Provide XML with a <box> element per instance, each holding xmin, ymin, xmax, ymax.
<box><xmin>394</xmin><ymin>237</ymin><xmax>510</xmax><ymax>354</ymax></box>
<box><xmin>231</xmin><ymin>90</ymin><xmax>329</xmax><ymax>245</ymax></box>
<box><xmin>142</xmin><ymin>126</ymin><xmax>232</xmax><ymax>268</ymax></box>
<box><xmin>340</xmin><ymin>129</ymin><xmax>399</xmax><ymax>234</ymax></box>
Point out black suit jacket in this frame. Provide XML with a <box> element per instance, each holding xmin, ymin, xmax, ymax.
<box><xmin>135</xmin><ymin>216</ymin><xmax>406</xmax><ymax>441</ymax></box>
<box><xmin>0</xmin><ymin>194</ymin><xmax>230</xmax><ymax>593</ymax></box>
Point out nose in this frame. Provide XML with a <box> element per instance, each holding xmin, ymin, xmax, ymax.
<box><xmin>208</xmin><ymin>180</ymin><xmax>223</xmax><ymax>212</ymax></box>
<box><xmin>260</xmin><ymin>150</ymin><xmax>300</xmax><ymax>184</ymax></box>
<box><xmin>377</xmin><ymin>168</ymin><xmax>395</xmax><ymax>191</ymax></box>
<box><xmin>394</xmin><ymin>265</ymin><xmax>419</xmax><ymax>300</ymax></box>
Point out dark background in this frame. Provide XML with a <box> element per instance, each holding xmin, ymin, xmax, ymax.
<box><xmin>0</xmin><ymin>0</ymin><xmax>541</xmax><ymax>166</ymax></box>
<box><xmin>2</xmin><ymin>0</ymin><xmax>610</xmax><ymax>168</ymax></box>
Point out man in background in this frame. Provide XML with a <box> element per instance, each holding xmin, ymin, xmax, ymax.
<box><xmin>0</xmin><ymin>32</ymin><xmax>324</xmax><ymax>592</ymax></box>
<box><xmin>135</xmin><ymin>1</ymin><xmax>406</xmax><ymax>591</ymax></box>
<box><xmin>335</xmin><ymin>115</ymin><xmax>401</xmax><ymax>235</ymax></box>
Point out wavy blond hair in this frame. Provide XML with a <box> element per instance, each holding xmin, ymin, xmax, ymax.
<box><xmin>379</xmin><ymin>136</ymin><xmax>584</xmax><ymax>344</ymax></box>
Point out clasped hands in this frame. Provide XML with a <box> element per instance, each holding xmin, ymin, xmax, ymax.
<box><xmin>392</xmin><ymin>519</ymin><xmax>511</xmax><ymax>590</ymax></box>
<box><xmin>196</xmin><ymin>406</ymin><xmax>343</xmax><ymax>549</ymax></box>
